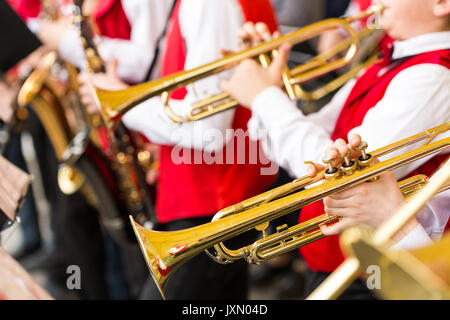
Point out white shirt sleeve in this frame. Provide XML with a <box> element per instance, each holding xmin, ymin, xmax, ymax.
<box><xmin>348</xmin><ymin>64</ymin><xmax>450</xmax><ymax>179</ymax></box>
<box><xmin>391</xmin><ymin>188</ymin><xmax>449</xmax><ymax>250</ymax></box>
<box><xmin>247</xmin><ymin>79</ymin><xmax>355</xmax><ymax>178</ymax></box>
<box><xmin>340</xmin><ymin>1</ymin><xmax>363</xmax><ymax>33</ymax></box>
<box><xmin>416</xmin><ymin>188</ymin><xmax>450</xmax><ymax>239</ymax></box>
<box><xmin>122</xmin><ymin>0</ymin><xmax>245</xmax><ymax>152</ymax></box>
<box><xmin>58</xmin><ymin>0</ymin><xmax>173</xmax><ymax>83</ymax></box>
<box><xmin>344</xmin><ymin>1</ymin><xmax>359</xmax><ymax>16</ymax></box>
<box><xmin>249</xmin><ymin>63</ymin><xmax>450</xmax><ymax>178</ymax></box>
<box><xmin>390</xmin><ymin>224</ymin><xmax>433</xmax><ymax>250</ymax></box>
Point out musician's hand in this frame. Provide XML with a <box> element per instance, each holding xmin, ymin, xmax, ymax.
<box><xmin>77</xmin><ymin>60</ymin><xmax>128</xmax><ymax>114</ymax></box>
<box><xmin>317</xmin><ymin>29</ymin><xmax>347</xmax><ymax>56</ymax></box>
<box><xmin>310</xmin><ymin>133</ymin><xmax>415</xmax><ymax>239</ymax></box>
<box><xmin>18</xmin><ymin>46</ymin><xmax>52</xmax><ymax>72</ymax></box>
<box><xmin>219</xmin><ymin>23</ymin><xmax>280</xmax><ymax>58</ymax></box>
<box><xmin>220</xmin><ymin>42</ymin><xmax>291</xmax><ymax>108</ymax></box>
<box><xmin>237</xmin><ymin>22</ymin><xmax>281</xmax><ymax>49</ymax></box>
<box><xmin>38</xmin><ymin>18</ymin><xmax>71</xmax><ymax>51</ymax></box>
<box><xmin>305</xmin><ymin>134</ymin><xmax>364</xmax><ymax>177</ymax></box>
<box><xmin>320</xmin><ymin>171</ymin><xmax>409</xmax><ymax>236</ymax></box>
<box><xmin>0</xmin><ymin>82</ymin><xmax>15</xmax><ymax>123</ymax></box>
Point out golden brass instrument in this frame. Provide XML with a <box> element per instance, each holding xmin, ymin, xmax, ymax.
<box><xmin>307</xmin><ymin>159</ymin><xmax>450</xmax><ymax>300</ymax></box>
<box><xmin>130</xmin><ymin>123</ymin><xmax>449</xmax><ymax>298</ymax></box>
<box><xmin>95</xmin><ymin>3</ymin><xmax>384</xmax><ymax>125</ymax></box>
<box><xmin>73</xmin><ymin>0</ymin><xmax>158</xmax><ymax>228</ymax></box>
<box><xmin>17</xmin><ymin>0</ymin><xmax>88</xmax><ymax>195</ymax></box>
<box><xmin>295</xmin><ymin>27</ymin><xmax>382</xmax><ymax>101</ymax></box>
<box><xmin>16</xmin><ymin>51</ymin><xmax>138</xmax><ymax>245</ymax></box>
<box><xmin>17</xmin><ymin>51</ymin><xmax>87</xmax><ymax>195</ymax></box>
<box><xmin>13</xmin><ymin>1</ymin><xmax>157</xmax><ymax>245</ymax></box>
<box><xmin>17</xmin><ymin>51</ymin><xmax>77</xmax><ymax>161</ymax></box>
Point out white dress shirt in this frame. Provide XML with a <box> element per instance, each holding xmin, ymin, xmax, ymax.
<box><xmin>248</xmin><ymin>31</ymin><xmax>450</xmax><ymax>248</ymax></box>
<box><xmin>57</xmin><ymin>0</ymin><xmax>173</xmax><ymax>83</ymax></box>
<box><xmin>392</xmin><ymin>186</ymin><xmax>450</xmax><ymax>250</ymax></box>
<box><xmin>122</xmin><ymin>0</ymin><xmax>245</xmax><ymax>152</ymax></box>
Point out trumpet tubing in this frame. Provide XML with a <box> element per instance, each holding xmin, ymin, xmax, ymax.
<box><xmin>96</xmin><ymin>3</ymin><xmax>384</xmax><ymax>125</ymax></box>
<box><xmin>306</xmin><ymin>161</ymin><xmax>450</xmax><ymax>300</ymax></box>
<box><xmin>130</xmin><ymin>122</ymin><xmax>449</xmax><ymax>298</ymax></box>
<box><xmin>215</xmin><ymin>174</ymin><xmax>429</xmax><ymax>265</ymax></box>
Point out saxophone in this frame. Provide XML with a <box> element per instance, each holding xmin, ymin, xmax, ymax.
<box><xmin>72</xmin><ymin>0</ymin><xmax>158</xmax><ymax>229</ymax></box>
<box><xmin>15</xmin><ymin>0</ymin><xmax>157</xmax><ymax>245</ymax></box>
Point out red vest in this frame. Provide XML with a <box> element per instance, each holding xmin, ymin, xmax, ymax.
<box><xmin>14</xmin><ymin>0</ymin><xmax>39</xmax><ymax>20</ymax></box>
<box><xmin>299</xmin><ymin>49</ymin><xmax>450</xmax><ymax>273</ymax></box>
<box><xmin>85</xmin><ymin>0</ymin><xmax>131</xmax><ymax>151</ymax></box>
<box><xmin>93</xmin><ymin>0</ymin><xmax>131</xmax><ymax>40</ymax></box>
<box><xmin>156</xmin><ymin>0</ymin><xmax>278</xmax><ymax>223</ymax></box>
<box><xmin>354</xmin><ymin>0</ymin><xmax>373</xmax><ymax>11</ymax></box>
<box><xmin>14</xmin><ymin>0</ymin><xmax>130</xmax><ymax>39</ymax></box>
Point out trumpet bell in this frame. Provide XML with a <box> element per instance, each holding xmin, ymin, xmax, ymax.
<box><xmin>130</xmin><ymin>215</ymin><xmax>201</xmax><ymax>299</ymax></box>
<box><xmin>129</xmin><ymin>123</ymin><xmax>449</xmax><ymax>299</ymax></box>
<box><xmin>130</xmin><ymin>216</ymin><xmax>166</xmax><ymax>298</ymax></box>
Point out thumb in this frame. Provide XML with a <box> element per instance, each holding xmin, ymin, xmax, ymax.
<box><xmin>319</xmin><ymin>217</ymin><xmax>351</xmax><ymax>236</ymax></box>
<box><xmin>106</xmin><ymin>59</ymin><xmax>118</xmax><ymax>76</ymax></box>
<box><xmin>269</xmin><ymin>42</ymin><xmax>292</xmax><ymax>75</ymax></box>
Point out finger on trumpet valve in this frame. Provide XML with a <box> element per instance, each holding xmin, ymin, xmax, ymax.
<box><xmin>322</xmin><ymin>155</ymin><xmax>341</xmax><ymax>181</ymax></box>
<box><xmin>356</xmin><ymin>141</ymin><xmax>373</xmax><ymax>169</ymax></box>
<box><xmin>340</xmin><ymin>149</ymin><xmax>357</xmax><ymax>176</ymax></box>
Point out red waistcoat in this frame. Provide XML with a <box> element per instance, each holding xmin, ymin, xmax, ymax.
<box><xmin>354</xmin><ymin>0</ymin><xmax>373</xmax><ymax>11</ymax></box>
<box><xmin>93</xmin><ymin>0</ymin><xmax>130</xmax><ymax>40</ymax></box>
<box><xmin>14</xmin><ymin>0</ymin><xmax>40</xmax><ymax>20</ymax></box>
<box><xmin>156</xmin><ymin>0</ymin><xmax>278</xmax><ymax>223</ymax></box>
<box><xmin>299</xmin><ymin>49</ymin><xmax>450</xmax><ymax>273</ymax></box>
<box><xmin>14</xmin><ymin>0</ymin><xmax>130</xmax><ymax>39</ymax></box>
<box><xmin>84</xmin><ymin>1</ymin><xmax>131</xmax><ymax>151</ymax></box>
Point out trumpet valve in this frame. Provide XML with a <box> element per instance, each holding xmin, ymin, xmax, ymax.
<box><xmin>340</xmin><ymin>150</ymin><xmax>357</xmax><ymax>176</ymax></box>
<box><xmin>356</xmin><ymin>141</ymin><xmax>373</xmax><ymax>169</ymax></box>
<box><xmin>322</xmin><ymin>155</ymin><xmax>341</xmax><ymax>181</ymax></box>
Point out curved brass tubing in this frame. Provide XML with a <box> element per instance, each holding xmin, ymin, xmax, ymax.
<box><xmin>130</xmin><ymin>122</ymin><xmax>449</xmax><ymax>298</ymax></box>
<box><xmin>96</xmin><ymin>4</ymin><xmax>384</xmax><ymax>125</ymax></box>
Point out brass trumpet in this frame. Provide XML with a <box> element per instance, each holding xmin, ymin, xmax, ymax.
<box><xmin>95</xmin><ymin>3</ymin><xmax>384</xmax><ymax>125</ymax></box>
<box><xmin>130</xmin><ymin>122</ymin><xmax>450</xmax><ymax>298</ymax></box>
<box><xmin>307</xmin><ymin>160</ymin><xmax>450</xmax><ymax>300</ymax></box>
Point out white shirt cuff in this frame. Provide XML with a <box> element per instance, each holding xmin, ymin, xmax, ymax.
<box><xmin>390</xmin><ymin>224</ymin><xmax>433</xmax><ymax>251</ymax></box>
<box><xmin>252</xmin><ymin>86</ymin><xmax>301</xmax><ymax>129</ymax></box>
<box><xmin>58</xmin><ymin>27</ymin><xmax>86</xmax><ymax>70</ymax></box>
<box><xmin>27</xmin><ymin>18</ymin><xmax>41</xmax><ymax>35</ymax></box>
